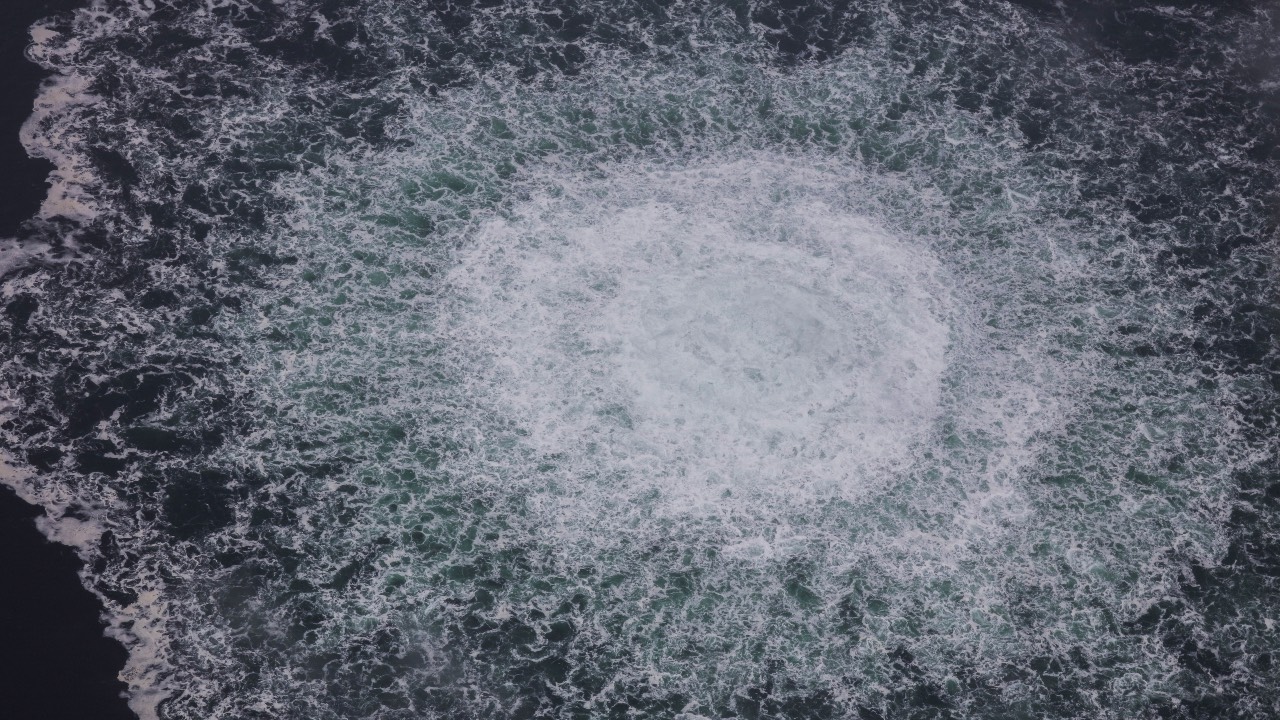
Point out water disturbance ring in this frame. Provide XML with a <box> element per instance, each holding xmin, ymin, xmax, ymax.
<box><xmin>441</xmin><ymin>160</ymin><xmax>952</xmax><ymax>512</ymax></box>
<box><xmin>3</xmin><ymin>2</ymin><xmax>1276</xmax><ymax>718</ymax></box>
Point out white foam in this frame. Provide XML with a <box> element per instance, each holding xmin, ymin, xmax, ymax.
<box><xmin>21</xmin><ymin>24</ymin><xmax>102</xmax><ymax>223</ymax></box>
<box><xmin>12</xmin><ymin>0</ymin><xmax>1266</xmax><ymax>712</ymax></box>
<box><xmin>0</xmin><ymin>237</ymin><xmax>61</xmax><ymax>278</ymax></box>
<box><xmin>20</xmin><ymin>73</ymin><xmax>100</xmax><ymax>223</ymax></box>
<box><xmin>106</xmin><ymin>588</ymin><xmax>174</xmax><ymax>720</ymax></box>
<box><xmin>441</xmin><ymin>159</ymin><xmax>953</xmax><ymax>513</ymax></box>
<box><xmin>0</xmin><ymin>448</ymin><xmax>33</xmax><ymax>489</ymax></box>
<box><xmin>0</xmin><ymin>427</ymin><xmax>171</xmax><ymax>720</ymax></box>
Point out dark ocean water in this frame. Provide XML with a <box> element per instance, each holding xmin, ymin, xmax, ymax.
<box><xmin>1</xmin><ymin>3</ymin><xmax>136</xmax><ymax>718</ymax></box>
<box><xmin>2</xmin><ymin>2</ymin><xmax>1278</xmax><ymax>719</ymax></box>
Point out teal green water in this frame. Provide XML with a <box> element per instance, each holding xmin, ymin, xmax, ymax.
<box><xmin>209</xmin><ymin>42</ymin><xmax>1245</xmax><ymax>719</ymax></box>
<box><xmin>6</xmin><ymin>2</ymin><xmax>1277</xmax><ymax>718</ymax></box>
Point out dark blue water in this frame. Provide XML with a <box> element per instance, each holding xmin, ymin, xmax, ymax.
<box><xmin>2</xmin><ymin>2</ymin><xmax>1278</xmax><ymax>719</ymax></box>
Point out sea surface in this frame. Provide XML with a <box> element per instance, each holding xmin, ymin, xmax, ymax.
<box><xmin>2</xmin><ymin>2</ymin><xmax>1278</xmax><ymax>719</ymax></box>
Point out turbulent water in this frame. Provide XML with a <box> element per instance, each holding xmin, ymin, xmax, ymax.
<box><xmin>2</xmin><ymin>1</ymin><xmax>1279</xmax><ymax>718</ymax></box>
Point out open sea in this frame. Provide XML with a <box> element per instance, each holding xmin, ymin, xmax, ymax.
<box><xmin>1</xmin><ymin>2</ymin><xmax>1278</xmax><ymax>719</ymax></box>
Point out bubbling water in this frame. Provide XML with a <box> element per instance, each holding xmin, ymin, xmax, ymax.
<box><xmin>441</xmin><ymin>161</ymin><xmax>952</xmax><ymax>511</ymax></box>
<box><xmin>9</xmin><ymin>0</ymin><xmax>1275</xmax><ymax>715</ymax></box>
